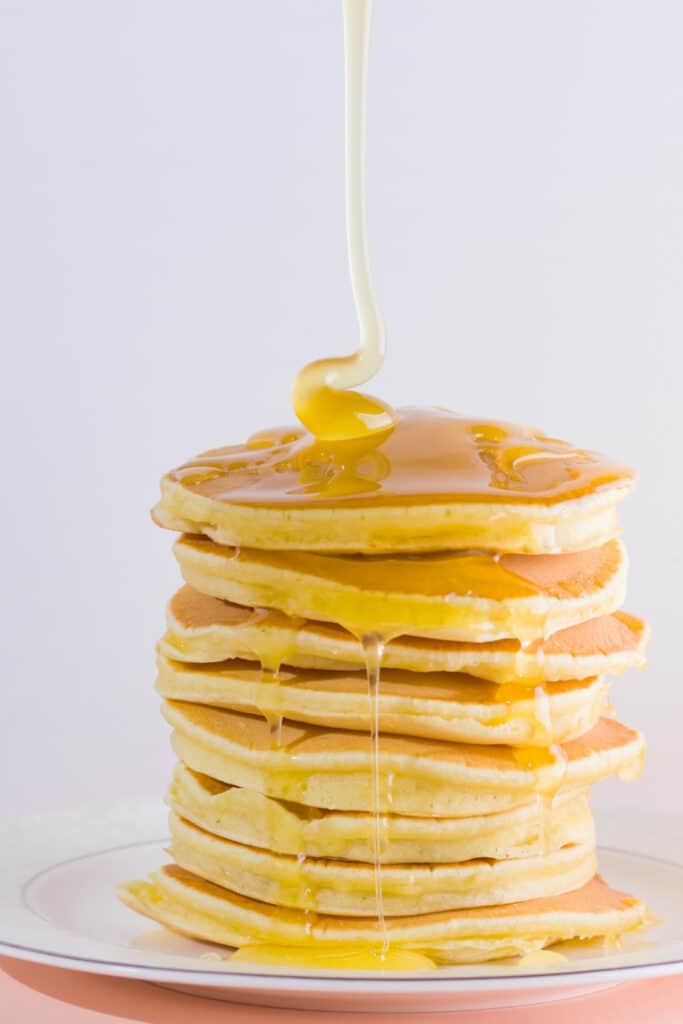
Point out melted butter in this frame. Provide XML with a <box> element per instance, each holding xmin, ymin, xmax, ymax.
<box><xmin>290</xmin><ymin>0</ymin><xmax>395</xmax><ymax>442</ymax></box>
<box><xmin>171</xmin><ymin>407</ymin><xmax>632</xmax><ymax>508</ymax></box>
<box><xmin>230</xmin><ymin>943</ymin><xmax>435</xmax><ymax>971</ymax></box>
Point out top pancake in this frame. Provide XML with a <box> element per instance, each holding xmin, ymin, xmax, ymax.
<box><xmin>154</xmin><ymin>408</ymin><xmax>632</xmax><ymax>554</ymax></box>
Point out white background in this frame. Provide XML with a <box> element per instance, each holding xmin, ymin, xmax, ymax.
<box><xmin>1</xmin><ymin>0</ymin><xmax>681</xmax><ymax>821</ymax></box>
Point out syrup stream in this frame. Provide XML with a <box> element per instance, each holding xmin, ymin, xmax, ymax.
<box><xmin>291</xmin><ymin>0</ymin><xmax>394</xmax><ymax>441</ymax></box>
<box><xmin>362</xmin><ymin>631</ymin><xmax>389</xmax><ymax>956</ymax></box>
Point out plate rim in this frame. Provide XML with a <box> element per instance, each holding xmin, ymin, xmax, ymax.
<box><xmin>2</xmin><ymin>803</ymin><xmax>683</xmax><ymax>994</ymax></box>
<box><xmin>2</xmin><ymin>936</ymin><xmax>683</xmax><ymax>993</ymax></box>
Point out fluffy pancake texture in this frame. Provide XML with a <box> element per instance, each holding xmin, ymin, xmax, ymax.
<box><xmin>118</xmin><ymin>867</ymin><xmax>647</xmax><ymax>965</ymax></box>
<box><xmin>167</xmin><ymin>765</ymin><xmax>593</xmax><ymax>868</ymax></box>
<box><xmin>168</xmin><ymin>812</ymin><xmax>597</xmax><ymax>916</ymax></box>
<box><xmin>163</xmin><ymin>586</ymin><xmax>649</xmax><ymax>682</ymax></box>
<box><xmin>156</xmin><ymin>655</ymin><xmax>607</xmax><ymax>745</ymax></box>
<box><xmin>163</xmin><ymin>701</ymin><xmax>645</xmax><ymax>816</ymax></box>
<box><xmin>167</xmin><ymin>765</ymin><xmax>595</xmax><ymax>863</ymax></box>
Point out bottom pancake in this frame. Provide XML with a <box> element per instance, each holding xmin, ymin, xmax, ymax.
<box><xmin>118</xmin><ymin>866</ymin><xmax>646</xmax><ymax>965</ymax></box>
<box><xmin>168</xmin><ymin>812</ymin><xmax>596</xmax><ymax>916</ymax></box>
<box><xmin>168</xmin><ymin>764</ymin><xmax>595</xmax><ymax>863</ymax></box>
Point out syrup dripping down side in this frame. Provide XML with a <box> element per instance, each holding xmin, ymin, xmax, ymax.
<box><xmin>362</xmin><ymin>631</ymin><xmax>389</xmax><ymax>957</ymax></box>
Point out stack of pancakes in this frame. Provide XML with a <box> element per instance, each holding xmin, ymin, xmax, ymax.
<box><xmin>120</xmin><ymin>409</ymin><xmax>649</xmax><ymax>964</ymax></box>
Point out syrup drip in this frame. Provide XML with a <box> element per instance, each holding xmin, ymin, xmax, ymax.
<box><xmin>507</xmin><ymin>629</ymin><xmax>568</xmax><ymax>855</ymax></box>
<box><xmin>251</xmin><ymin>612</ymin><xmax>304</xmax><ymax>751</ymax></box>
<box><xmin>362</xmin><ymin>631</ymin><xmax>389</xmax><ymax>956</ymax></box>
<box><xmin>253</xmin><ymin>653</ymin><xmax>283</xmax><ymax>751</ymax></box>
<box><xmin>265</xmin><ymin>706</ymin><xmax>283</xmax><ymax>749</ymax></box>
<box><xmin>254</xmin><ymin>666</ymin><xmax>284</xmax><ymax>751</ymax></box>
<box><xmin>304</xmin><ymin>907</ymin><xmax>317</xmax><ymax>936</ymax></box>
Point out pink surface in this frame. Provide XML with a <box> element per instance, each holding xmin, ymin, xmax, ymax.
<box><xmin>1</xmin><ymin>958</ymin><xmax>681</xmax><ymax>1023</ymax></box>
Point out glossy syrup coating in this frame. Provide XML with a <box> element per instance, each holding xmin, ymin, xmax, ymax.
<box><xmin>169</xmin><ymin>407</ymin><xmax>633</xmax><ymax>509</ymax></box>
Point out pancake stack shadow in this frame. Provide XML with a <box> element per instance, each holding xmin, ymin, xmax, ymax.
<box><xmin>119</xmin><ymin>411</ymin><xmax>650</xmax><ymax>964</ymax></box>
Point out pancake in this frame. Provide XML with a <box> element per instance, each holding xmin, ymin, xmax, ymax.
<box><xmin>156</xmin><ymin>654</ymin><xmax>607</xmax><ymax>745</ymax></box>
<box><xmin>140</xmin><ymin>408</ymin><xmax>650</xmax><ymax>964</ymax></box>
<box><xmin>118</xmin><ymin>867</ymin><xmax>646</xmax><ymax>964</ymax></box>
<box><xmin>162</xmin><ymin>701</ymin><xmax>645</xmax><ymax>816</ymax></box>
<box><xmin>168</xmin><ymin>765</ymin><xmax>595</xmax><ymax>863</ymax></box>
<box><xmin>153</xmin><ymin>408</ymin><xmax>632</xmax><ymax>555</ymax></box>
<box><xmin>168</xmin><ymin>812</ymin><xmax>597</xmax><ymax>916</ymax></box>
<box><xmin>173</xmin><ymin>536</ymin><xmax>628</xmax><ymax>642</ymax></box>
<box><xmin>162</xmin><ymin>586</ymin><xmax>649</xmax><ymax>682</ymax></box>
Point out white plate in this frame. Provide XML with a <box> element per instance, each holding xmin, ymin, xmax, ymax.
<box><xmin>2</xmin><ymin>801</ymin><xmax>683</xmax><ymax>1013</ymax></box>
